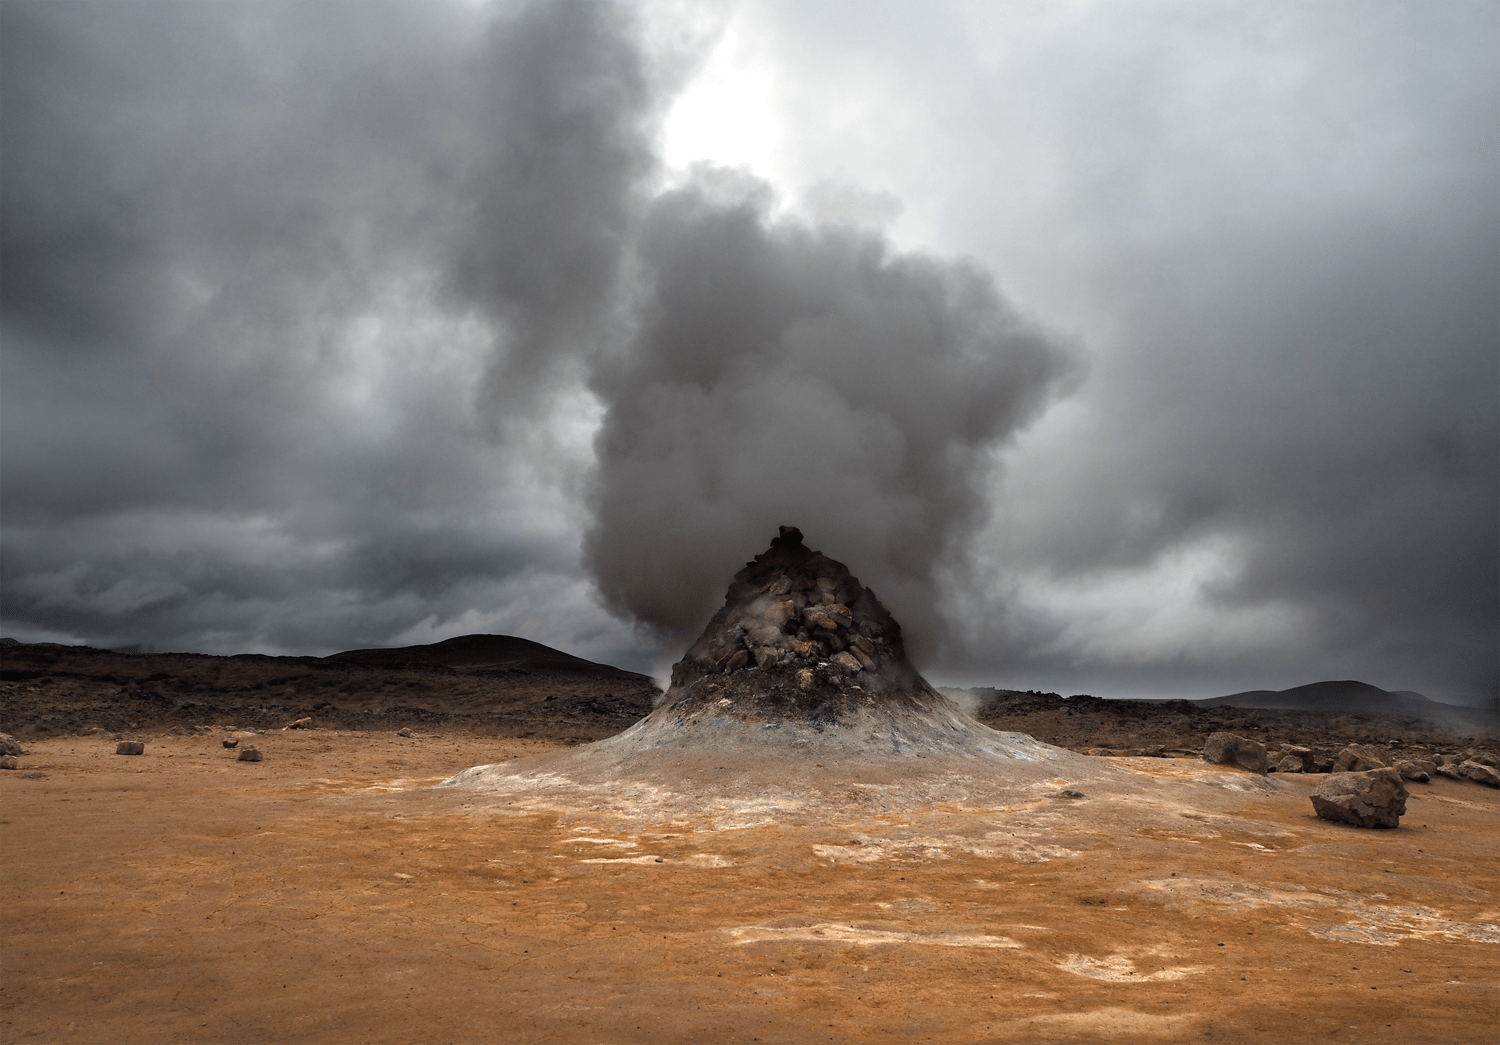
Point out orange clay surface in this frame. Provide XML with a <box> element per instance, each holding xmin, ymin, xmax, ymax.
<box><xmin>2</xmin><ymin>729</ymin><xmax>1496</xmax><ymax>1044</ymax></box>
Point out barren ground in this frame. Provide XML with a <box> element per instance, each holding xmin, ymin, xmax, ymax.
<box><xmin>3</xmin><ymin>728</ymin><xmax>1496</xmax><ymax>1044</ymax></box>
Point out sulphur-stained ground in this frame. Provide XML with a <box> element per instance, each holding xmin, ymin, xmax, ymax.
<box><xmin>2</xmin><ymin>730</ymin><xmax>1497</xmax><ymax>1044</ymax></box>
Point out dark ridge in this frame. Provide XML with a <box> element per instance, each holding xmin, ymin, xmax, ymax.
<box><xmin>325</xmin><ymin>634</ymin><xmax>649</xmax><ymax>681</ymax></box>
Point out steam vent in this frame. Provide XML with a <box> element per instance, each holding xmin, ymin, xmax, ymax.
<box><xmin>641</xmin><ymin>525</ymin><xmax>986</xmax><ymax>756</ymax></box>
<box><xmin>441</xmin><ymin>528</ymin><xmax>1142</xmax><ymax>820</ymax></box>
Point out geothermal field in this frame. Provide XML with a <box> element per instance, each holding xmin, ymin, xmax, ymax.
<box><xmin>2</xmin><ymin>532</ymin><xmax>1496</xmax><ymax>1044</ymax></box>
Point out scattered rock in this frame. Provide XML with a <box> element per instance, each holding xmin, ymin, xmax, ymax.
<box><xmin>0</xmin><ymin>754</ymin><xmax>17</xmax><ymax>770</ymax></box>
<box><xmin>1466</xmin><ymin>750</ymin><xmax>1498</xmax><ymax>768</ymax></box>
<box><xmin>1311</xmin><ymin>768</ymin><xmax>1408</xmax><ymax>828</ymax></box>
<box><xmin>284</xmin><ymin>717</ymin><xmax>312</xmax><ymax>730</ymax></box>
<box><xmin>1272</xmin><ymin>745</ymin><xmax>1314</xmax><ymax>773</ymax></box>
<box><xmin>168</xmin><ymin>725</ymin><xmax>193</xmax><ymax>737</ymax></box>
<box><xmin>1393</xmin><ymin>759</ymin><xmax>1434</xmax><ymax>783</ymax></box>
<box><xmin>1202</xmin><ymin>732</ymin><xmax>1269</xmax><ymax>773</ymax></box>
<box><xmin>397</xmin><ymin>727</ymin><xmax>413</xmax><ymax>738</ymax></box>
<box><xmin>222</xmin><ymin>738</ymin><xmax>239</xmax><ymax>749</ymax></box>
<box><xmin>1332</xmin><ymin>744</ymin><xmax>1388</xmax><ymax>773</ymax></box>
<box><xmin>0</xmin><ymin>733</ymin><xmax>25</xmax><ymax>756</ymax></box>
<box><xmin>1457</xmin><ymin>760</ymin><xmax>1500</xmax><ymax>788</ymax></box>
<box><xmin>1434</xmin><ymin>762</ymin><xmax>1466</xmax><ymax>781</ymax></box>
<box><xmin>237</xmin><ymin>746</ymin><xmax>262</xmax><ymax>762</ymax></box>
<box><xmin>830</xmin><ymin>651</ymin><xmax>863</xmax><ymax>675</ymax></box>
<box><xmin>115</xmin><ymin>741</ymin><xmax>145</xmax><ymax>756</ymax></box>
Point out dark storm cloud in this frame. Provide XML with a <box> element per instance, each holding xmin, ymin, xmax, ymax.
<box><xmin>991</xmin><ymin>209</ymin><xmax>1500</xmax><ymax>702</ymax></box>
<box><xmin>0</xmin><ymin>0</ymin><xmax>670</xmax><ymax>662</ymax></box>
<box><xmin>583</xmin><ymin>169</ymin><xmax>1074</xmax><ymax>655</ymax></box>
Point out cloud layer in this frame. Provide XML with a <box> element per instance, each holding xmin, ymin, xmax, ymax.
<box><xmin>2</xmin><ymin>1</ymin><xmax>1494</xmax><ymax>703</ymax></box>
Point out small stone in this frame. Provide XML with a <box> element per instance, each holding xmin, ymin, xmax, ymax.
<box><xmin>1202</xmin><ymin>732</ymin><xmax>1269</xmax><ymax>773</ymax></box>
<box><xmin>767</xmin><ymin>575</ymin><xmax>792</xmax><ymax>596</ymax></box>
<box><xmin>1457</xmin><ymin>760</ymin><xmax>1500</xmax><ymax>788</ymax></box>
<box><xmin>1333</xmin><ymin>744</ymin><xmax>1388</xmax><ymax>773</ymax></box>
<box><xmin>850</xmin><ymin>633</ymin><xmax>876</xmax><ymax>655</ymax></box>
<box><xmin>396</xmin><ymin>727</ymin><xmax>413</xmax><ymax>738</ymax></box>
<box><xmin>1434</xmin><ymin>762</ymin><xmax>1465</xmax><ymax>781</ymax></box>
<box><xmin>723</xmin><ymin>648</ymin><xmax>749</xmax><ymax>674</ymax></box>
<box><xmin>237</xmin><ymin>746</ymin><xmax>262</xmax><ymax>762</ymax></box>
<box><xmin>849</xmin><ymin>645</ymin><xmax>877</xmax><ymax>671</ymax></box>
<box><xmin>0</xmin><ymin>754</ymin><xmax>17</xmax><ymax>770</ymax></box>
<box><xmin>1274</xmin><ymin>754</ymin><xmax>1305</xmax><ymax>774</ymax></box>
<box><xmin>1311</xmin><ymin>768</ymin><xmax>1408</xmax><ymax>828</ymax></box>
<box><xmin>770</xmin><ymin>526</ymin><xmax>804</xmax><ymax>549</ymax></box>
<box><xmin>168</xmin><ymin>725</ymin><xmax>192</xmax><ymax>737</ymax></box>
<box><xmin>1393</xmin><ymin>759</ymin><xmax>1433</xmax><ymax>783</ymax></box>
<box><xmin>0</xmin><ymin>733</ymin><xmax>24</xmax><ymax>757</ymax></box>
<box><xmin>830</xmin><ymin>651</ymin><xmax>863</xmax><ymax>675</ymax></box>
<box><xmin>796</xmin><ymin>668</ymin><xmax>814</xmax><ymax>692</ymax></box>
<box><xmin>284</xmin><ymin>717</ymin><xmax>312</xmax><ymax>730</ymax></box>
<box><xmin>115</xmin><ymin>742</ymin><xmax>145</xmax><ymax>756</ymax></box>
<box><xmin>222</xmin><ymin>738</ymin><xmax>239</xmax><ymax>749</ymax></box>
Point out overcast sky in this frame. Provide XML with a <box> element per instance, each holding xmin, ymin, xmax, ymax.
<box><xmin>3</xmin><ymin>0</ymin><xmax>1495</xmax><ymax>705</ymax></box>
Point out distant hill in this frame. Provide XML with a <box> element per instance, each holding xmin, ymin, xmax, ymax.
<box><xmin>1198</xmin><ymin>680</ymin><xmax>1497</xmax><ymax>730</ymax></box>
<box><xmin>325</xmin><ymin>633</ymin><xmax>649</xmax><ymax>681</ymax></box>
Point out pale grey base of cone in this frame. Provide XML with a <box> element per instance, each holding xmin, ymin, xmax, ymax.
<box><xmin>439</xmin><ymin>701</ymin><xmax>1280</xmax><ymax>824</ymax></box>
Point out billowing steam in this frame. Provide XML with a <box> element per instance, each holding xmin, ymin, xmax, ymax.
<box><xmin>584</xmin><ymin>172</ymin><xmax>1074</xmax><ymax>657</ymax></box>
<box><xmin>0</xmin><ymin>2</ymin><xmax>1073</xmax><ymax>663</ymax></box>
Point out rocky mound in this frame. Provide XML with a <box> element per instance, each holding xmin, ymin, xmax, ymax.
<box><xmin>620</xmin><ymin>525</ymin><xmax>984</xmax><ymax>756</ymax></box>
<box><xmin>440</xmin><ymin>529</ymin><xmax>1173</xmax><ymax>818</ymax></box>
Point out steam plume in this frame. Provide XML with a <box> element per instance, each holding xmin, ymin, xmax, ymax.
<box><xmin>584</xmin><ymin>172</ymin><xmax>1074</xmax><ymax>658</ymax></box>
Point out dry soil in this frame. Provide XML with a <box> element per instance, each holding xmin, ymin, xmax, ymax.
<box><xmin>2</xmin><ymin>728</ymin><xmax>1496</xmax><ymax>1044</ymax></box>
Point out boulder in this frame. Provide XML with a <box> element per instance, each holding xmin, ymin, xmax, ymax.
<box><xmin>222</xmin><ymin>738</ymin><xmax>239</xmax><ymax>749</ymax></box>
<box><xmin>0</xmin><ymin>733</ymin><xmax>25</xmax><ymax>757</ymax></box>
<box><xmin>1332</xmin><ymin>744</ymin><xmax>1388</xmax><ymax>773</ymax></box>
<box><xmin>1434</xmin><ymin>762</ymin><xmax>1466</xmax><ymax>781</ymax></box>
<box><xmin>1466</xmin><ymin>750</ymin><xmax>1498</xmax><ymax>768</ymax></box>
<box><xmin>1457</xmin><ymin>761</ymin><xmax>1500</xmax><ymax>788</ymax></box>
<box><xmin>237</xmin><ymin>745</ymin><xmax>262</xmax><ymax>762</ymax></box>
<box><xmin>1274</xmin><ymin>745</ymin><xmax>1314</xmax><ymax>773</ymax></box>
<box><xmin>115</xmin><ymin>741</ymin><xmax>145</xmax><ymax>756</ymax></box>
<box><xmin>1393</xmin><ymin>760</ymin><xmax>1432</xmax><ymax>783</ymax></box>
<box><xmin>1311</xmin><ymin>768</ymin><xmax>1408</xmax><ymax>828</ymax></box>
<box><xmin>0</xmin><ymin>754</ymin><xmax>17</xmax><ymax>770</ymax></box>
<box><xmin>1202</xmin><ymin>732</ymin><xmax>1269</xmax><ymax>773</ymax></box>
